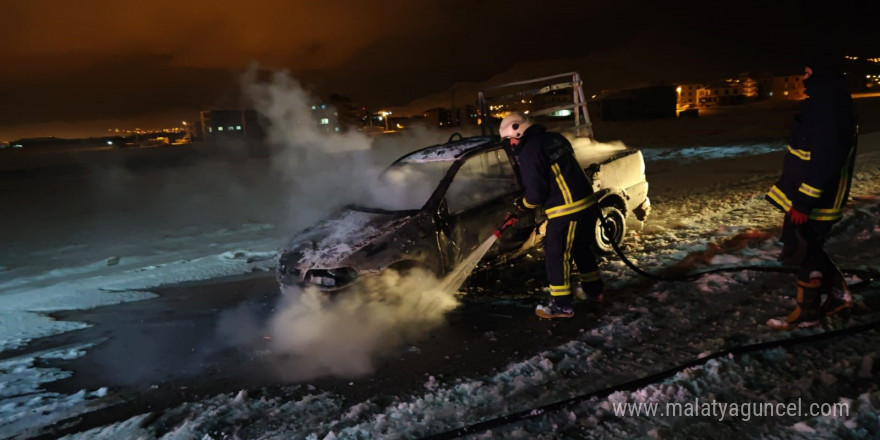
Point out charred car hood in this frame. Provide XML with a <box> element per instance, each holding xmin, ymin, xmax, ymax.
<box><xmin>282</xmin><ymin>207</ymin><xmax>424</xmax><ymax>275</ymax></box>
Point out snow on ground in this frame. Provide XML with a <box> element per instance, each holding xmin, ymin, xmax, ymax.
<box><xmin>638</xmin><ymin>141</ymin><xmax>786</xmax><ymax>163</ymax></box>
<box><xmin>2</xmin><ymin>120</ymin><xmax>880</xmax><ymax>438</ymax></box>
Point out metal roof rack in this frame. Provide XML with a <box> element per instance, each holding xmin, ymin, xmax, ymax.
<box><xmin>477</xmin><ymin>72</ymin><xmax>593</xmax><ymax>139</ymax></box>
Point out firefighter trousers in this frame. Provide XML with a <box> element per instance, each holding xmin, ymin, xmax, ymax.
<box><xmin>544</xmin><ymin>210</ymin><xmax>603</xmax><ymax>299</ymax></box>
<box><xmin>781</xmin><ymin>216</ymin><xmax>845</xmax><ymax>287</ymax></box>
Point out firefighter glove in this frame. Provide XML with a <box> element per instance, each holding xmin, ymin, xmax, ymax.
<box><xmin>789</xmin><ymin>208</ymin><xmax>808</xmax><ymax>226</ymax></box>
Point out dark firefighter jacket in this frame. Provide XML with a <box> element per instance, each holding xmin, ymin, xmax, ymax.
<box><xmin>766</xmin><ymin>77</ymin><xmax>857</xmax><ymax>222</ymax></box>
<box><xmin>512</xmin><ymin>124</ymin><xmax>596</xmax><ymax>220</ymax></box>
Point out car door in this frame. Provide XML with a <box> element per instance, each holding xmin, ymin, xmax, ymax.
<box><xmin>439</xmin><ymin>147</ymin><xmax>537</xmax><ymax>268</ymax></box>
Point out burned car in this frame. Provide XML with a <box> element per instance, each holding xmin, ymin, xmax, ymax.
<box><xmin>276</xmin><ymin>135</ymin><xmax>540</xmax><ymax>291</ymax></box>
<box><xmin>277</xmin><ymin>72</ymin><xmax>651</xmax><ymax>291</ymax></box>
<box><xmin>277</xmin><ymin>134</ymin><xmax>650</xmax><ymax>291</ymax></box>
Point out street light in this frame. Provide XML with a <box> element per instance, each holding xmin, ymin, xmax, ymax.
<box><xmin>380</xmin><ymin>111</ymin><xmax>391</xmax><ymax>132</ymax></box>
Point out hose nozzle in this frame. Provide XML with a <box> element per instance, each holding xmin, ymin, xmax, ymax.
<box><xmin>494</xmin><ymin>212</ymin><xmax>518</xmax><ymax>238</ymax></box>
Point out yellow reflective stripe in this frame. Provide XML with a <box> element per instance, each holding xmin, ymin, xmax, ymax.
<box><xmin>579</xmin><ymin>271</ymin><xmax>600</xmax><ymax>282</ymax></box>
<box><xmin>563</xmin><ymin>220</ymin><xmax>576</xmax><ymax>284</ymax></box>
<box><xmin>833</xmin><ymin>174</ymin><xmax>847</xmax><ymax>210</ymax></box>
<box><xmin>551</xmin><ymin>163</ymin><xmax>573</xmax><ymax>205</ymax></box>
<box><xmin>787</xmin><ymin>145</ymin><xmax>811</xmax><ymax>161</ymax></box>
<box><xmin>545</xmin><ymin>195</ymin><xmax>596</xmax><ymax>219</ymax></box>
<box><xmin>810</xmin><ymin>208</ymin><xmax>842</xmax><ymax>221</ymax></box>
<box><xmin>833</xmin><ymin>148</ymin><xmax>855</xmax><ymax>209</ymax></box>
<box><xmin>811</xmin><ymin>213</ymin><xmax>841</xmax><ymax>221</ymax></box>
<box><xmin>522</xmin><ymin>197</ymin><xmax>539</xmax><ymax>208</ymax></box>
<box><xmin>767</xmin><ymin>185</ymin><xmax>792</xmax><ymax>211</ymax></box>
<box><xmin>549</xmin><ymin>284</ymin><xmax>571</xmax><ymax>296</ymax></box>
<box><xmin>798</xmin><ymin>182</ymin><xmax>822</xmax><ymax>198</ymax></box>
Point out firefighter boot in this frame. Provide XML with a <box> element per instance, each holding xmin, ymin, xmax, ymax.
<box><xmin>820</xmin><ymin>271</ymin><xmax>853</xmax><ymax>317</ymax></box>
<box><xmin>575</xmin><ymin>287</ymin><xmax>603</xmax><ymax>303</ymax></box>
<box><xmin>536</xmin><ymin>295</ymin><xmax>574</xmax><ymax>319</ymax></box>
<box><xmin>574</xmin><ymin>273</ymin><xmax>603</xmax><ymax>303</ymax></box>
<box><xmin>767</xmin><ymin>280</ymin><xmax>822</xmax><ymax>330</ymax></box>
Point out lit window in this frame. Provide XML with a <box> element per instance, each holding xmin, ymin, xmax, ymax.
<box><xmin>335</xmin><ymin>127</ymin><xmax>340</xmax><ymax>132</ymax></box>
<box><xmin>311</xmin><ymin>105</ymin><xmax>317</xmax><ymax>110</ymax></box>
<box><xmin>218</xmin><ymin>126</ymin><xmax>224</xmax><ymax>131</ymax></box>
<box><xmin>320</xmin><ymin>118</ymin><xmax>330</xmax><ymax>125</ymax></box>
<box><xmin>784</xmin><ymin>91</ymin><xmax>789</xmax><ymax>96</ymax></box>
<box><xmin>236</xmin><ymin>126</ymin><xmax>242</xmax><ymax>130</ymax></box>
<box><xmin>228</xmin><ymin>126</ymin><xmax>234</xmax><ymax>131</ymax></box>
<box><xmin>209</xmin><ymin>127</ymin><xmax>213</xmax><ymax>132</ymax></box>
<box><xmin>321</xmin><ymin>104</ymin><xmax>326</xmax><ymax>109</ymax></box>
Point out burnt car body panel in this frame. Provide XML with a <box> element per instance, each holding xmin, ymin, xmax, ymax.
<box><xmin>277</xmin><ymin>136</ymin><xmax>541</xmax><ymax>290</ymax></box>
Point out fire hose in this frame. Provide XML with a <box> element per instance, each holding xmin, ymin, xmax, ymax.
<box><xmin>594</xmin><ymin>208</ymin><xmax>880</xmax><ymax>287</ymax></box>
<box><xmin>420</xmin><ymin>314</ymin><xmax>880</xmax><ymax>440</ymax></box>
<box><xmin>494</xmin><ymin>209</ymin><xmax>879</xmax><ymax>286</ymax></box>
<box><xmin>491</xmin><ymin>206</ymin><xmax>880</xmax><ymax>285</ymax></box>
<box><xmin>421</xmin><ymin>209</ymin><xmax>880</xmax><ymax>440</ymax></box>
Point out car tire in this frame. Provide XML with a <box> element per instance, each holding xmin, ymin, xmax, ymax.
<box><xmin>592</xmin><ymin>204</ymin><xmax>627</xmax><ymax>254</ymax></box>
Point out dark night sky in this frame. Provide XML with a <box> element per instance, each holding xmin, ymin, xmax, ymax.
<box><xmin>1</xmin><ymin>0</ymin><xmax>878</xmax><ymax>139</ymax></box>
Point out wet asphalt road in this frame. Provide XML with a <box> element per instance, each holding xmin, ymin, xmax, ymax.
<box><xmin>27</xmin><ymin>246</ymin><xmax>880</xmax><ymax>439</ymax></box>
<box><xmin>33</xmin><ymin>257</ymin><xmax>616</xmax><ymax>436</ymax></box>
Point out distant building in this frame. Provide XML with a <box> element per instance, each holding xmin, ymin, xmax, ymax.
<box><xmin>740</xmin><ymin>75</ymin><xmax>758</xmax><ymax>98</ymax></box>
<box><xmin>459</xmin><ymin>104</ymin><xmax>479</xmax><ymax>126</ymax></box>
<box><xmin>866</xmin><ymin>72</ymin><xmax>880</xmax><ymax>91</ymax></box>
<box><xmin>310</xmin><ymin>103</ymin><xmax>342</xmax><ymax>133</ymax></box>
<box><xmin>695</xmin><ymin>79</ymin><xmax>748</xmax><ymax>107</ymax></box>
<box><xmin>676</xmin><ymin>83</ymin><xmax>703</xmax><ymax>110</ymax></box>
<box><xmin>843</xmin><ymin>55</ymin><xmax>880</xmax><ymax>92</ymax></box>
<box><xmin>676</xmin><ymin>73</ymin><xmax>791</xmax><ymax>111</ymax></box>
<box><xmin>199</xmin><ymin>110</ymin><xmax>266</xmax><ymax>140</ymax></box>
<box><xmin>588</xmin><ymin>85</ymin><xmax>677</xmax><ymax>121</ymax></box>
<box><xmin>423</xmin><ymin>107</ymin><xmax>460</xmax><ymax>127</ymax></box>
<box><xmin>315</xmin><ymin>94</ymin><xmax>372</xmax><ymax>132</ymax></box>
<box><xmin>755</xmin><ymin>75</ymin><xmax>805</xmax><ymax>101</ymax></box>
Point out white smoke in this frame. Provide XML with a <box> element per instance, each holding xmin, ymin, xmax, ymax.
<box><xmin>241</xmin><ymin>65</ymin><xmax>461</xmax><ymax>229</ymax></box>
<box><xmin>568</xmin><ymin>136</ymin><xmax>628</xmax><ymax>163</ymax></box>
<box><xmin>237</xmin><ymin>67</ymin><xmax>468</xmax><ymax>380</ymax></box>
<box><xmin>268</xmin><ymin>268</ymin><xmax>459</xmax><ymax>379</ymax></box>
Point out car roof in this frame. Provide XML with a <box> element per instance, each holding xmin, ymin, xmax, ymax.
<box><xmin>395</xmin><ymin>136</ymin><xmax>499</xmax><ymax>163</ymax></box>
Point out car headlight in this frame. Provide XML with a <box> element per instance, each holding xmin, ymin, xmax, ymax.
<box><xmin>304</xmin><ymin>267</ymin><xmax>358</xmax><ymax>289</ymax></box>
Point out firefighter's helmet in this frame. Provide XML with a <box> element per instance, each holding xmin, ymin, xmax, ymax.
<box><xmin>499</xmin><ymin>112</ymin><xmax>532</xmax><ymax>140</ymax></box>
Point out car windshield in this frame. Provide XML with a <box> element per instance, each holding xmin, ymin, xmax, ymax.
<box><xmin>354</xmin><ymin>159</ymin><xmax>453</xmax><ymax>211</ymax></box>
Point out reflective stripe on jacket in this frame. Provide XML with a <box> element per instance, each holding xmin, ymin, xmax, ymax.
<box><xmin>765</xmin><ymin>77</ymin><xmax>856</xmax><ymax>222</ymax></box>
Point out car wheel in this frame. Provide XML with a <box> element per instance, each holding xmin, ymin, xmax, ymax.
<box><xmin>592</xmin><ymin>204</ymin><xmax>626</xmax><ymax>254</ymax></box>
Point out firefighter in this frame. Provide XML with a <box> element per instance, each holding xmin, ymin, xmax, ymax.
<box><xmin>765</xmin><ymin>52</ymin><xmax>858</xmax><ymax>330</ymax></box>
<box><xmin>499</xmin><ymin>112</ymin><xmax>603</xmax><ymax>319</ymax></box>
